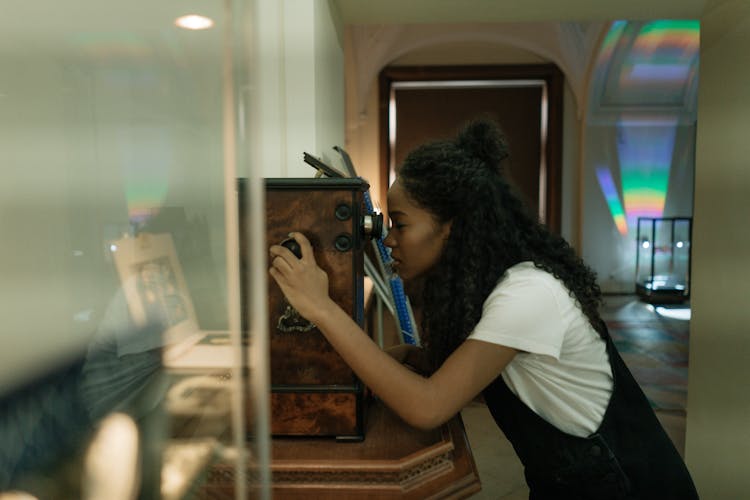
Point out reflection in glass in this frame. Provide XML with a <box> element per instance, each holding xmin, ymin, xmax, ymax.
<box><xmin>0</xmin><ymin>1</ymin><xmax>264</xmax><ymax>497</ymax></box>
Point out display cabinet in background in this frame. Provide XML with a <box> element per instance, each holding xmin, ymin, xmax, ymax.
<box><xmin>635</xmin><ymin>217</ymin><xmax>692</xmax><ymax>303</ymax></box>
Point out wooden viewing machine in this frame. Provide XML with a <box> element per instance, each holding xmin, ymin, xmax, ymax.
<box><xmin>264</xmin><ymin>177</ymin><xmax>379</xmax><ymax>440</ymax></box>
<box><xmin>207</xmin><ymin>174</ymin><xmax>482</xmax><ymax>498</ymax></box>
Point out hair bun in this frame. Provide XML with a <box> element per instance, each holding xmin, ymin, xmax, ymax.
<box><xmin>455</xmin><ymin>119</ymin><xmax>509</xmax><ymax>171</ymax></box>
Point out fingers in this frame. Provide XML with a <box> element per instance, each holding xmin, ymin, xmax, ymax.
<box><xmin>269</xmin><ymin>232</ymin><xmax>314</xmax><ymax>263</ymax></box>
<box><xmin>268</xmin><ymin>232</ymin><xmax>312</xmax><ymax>284</ymax></box>
<box><xmin>289</xmin><ymin>232</ymin><xmax>315</xmax><ymax>264</ymax></box>
<box><xmin>268</xmin><ymin>266</ymin><xmax>286</xmax><ymax>287</ymax></box>
<box><xmin>269</xmin><ymin>244</ymin><xmax>299</xmax><ymax>268</ymax></box>
<box><xmin>268</xmin><ymin>232</ymin><xmax>316</xmax><ymax>288</ymax></box>
<box><xmin>269</xmin><ymin>253</ymin><xmax>293</xmax><ymax>274</ymax></box>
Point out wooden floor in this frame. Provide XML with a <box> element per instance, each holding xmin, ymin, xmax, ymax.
<box><xmin>461</xmin><ymin>294</ymin><xmax>691</xmax><ymax>499</ymax></box>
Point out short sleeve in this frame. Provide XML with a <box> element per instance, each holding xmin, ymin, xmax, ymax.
<box><xmin>468</xmin><ymin>272</ymin><xmax>566</xmax><ymax>359</ymax></box>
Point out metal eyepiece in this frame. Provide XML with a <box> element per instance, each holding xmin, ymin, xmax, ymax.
<box><xmin>362</xmin><ymin>213</ymin><xmax>384</xmax><ymax>239</ymax></box>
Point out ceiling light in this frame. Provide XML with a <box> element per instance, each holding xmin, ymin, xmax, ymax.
<box><xmin>175</xmin><ymin>14</ymin><xmax>214</xmax><ymax>30</ymax></box>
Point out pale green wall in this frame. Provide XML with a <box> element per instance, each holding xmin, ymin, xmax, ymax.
<box><xmin>685</xmin><ymin>1</ymin><xmax>750</xmax><ymax>497</ymax></box>
<box><xmin>0</xmin><ymin>0</ymin><xmax>347</xmax><ymax>394</ymax></box>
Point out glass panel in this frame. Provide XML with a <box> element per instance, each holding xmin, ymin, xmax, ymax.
<box><xmin>636</xmin><ymin>218</ymin><xmax>654</xmax><ymax>287</ymax></box>
<box><xmin>652</xmin><ymin>219</ymin><xmax>673</xmax><ymax>289</ymax></box>
<box><xmin>0</xmin><ymin>1</ymin><xmax>266</xmax><ymax>497</ymax></box>
<box><xmin>650</xmin><ymin>219</ymin><xmax>689</xmax><ymax>293</ymax></box>
<box><xmin>672</xmin><ymin>219</ymin><xmax>691</xmax><ymax>293</ymax></box>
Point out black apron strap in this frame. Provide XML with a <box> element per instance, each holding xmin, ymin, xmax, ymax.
<box><xmin>482</xmin><ymin>332</ymin><xmax>698</xmax><ymax>499</ymax></box>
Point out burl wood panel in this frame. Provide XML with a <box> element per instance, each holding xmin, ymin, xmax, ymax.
<box><xmin>264</xmin><ymin>179</ymin><xmax>368</xmax><ymax>438</ymax></box>
<box><xmin>270</xmin><ymin>392</ymin><xmax>359</xmax><ymax>436</ymax></box>
<box><xmin>266</xmin><ymin>185</ymin><xmax>364</xmax><ymax>386</ymax></box>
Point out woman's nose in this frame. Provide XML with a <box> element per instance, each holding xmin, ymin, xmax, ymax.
<box><xmin>383</xmin><ymin>229</ymin><xmax>396</xmax><ymax>248</ymax></box>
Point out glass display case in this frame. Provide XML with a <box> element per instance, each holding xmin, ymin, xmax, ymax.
<box><xmin>635</xmin><ymin>217</ymin><xmax>692</xmax><ymax>303</ymax></box>
<box><xmin>0</xmin><ymin>1</ymin><xmax>268</xmax><ymax>498</ymax></box>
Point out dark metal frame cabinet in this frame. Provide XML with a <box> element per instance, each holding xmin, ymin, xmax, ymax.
<box><xmin>635</xmin><ymin>216</ymin><xmax>692</xmax><ymax>304</ymax></box>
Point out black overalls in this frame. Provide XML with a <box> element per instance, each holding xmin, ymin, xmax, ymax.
<box><xmin>482</xmin><ymin>331</ymin><xmax>699</xmax><ymax>499</ymax></box>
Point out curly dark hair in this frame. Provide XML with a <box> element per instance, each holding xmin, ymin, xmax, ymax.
<box><xmin>398</xmin><ymin>119</ymin><xmax>606</xmax><ymax>368</ymax></box>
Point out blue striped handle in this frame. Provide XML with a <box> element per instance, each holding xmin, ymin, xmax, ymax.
<box><xmin>390</xmin><ymin>277</ymin><xmax>417</xmax><ymax>345</ymax></box>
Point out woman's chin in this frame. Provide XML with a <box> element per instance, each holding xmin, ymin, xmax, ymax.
<box><xmin>396</xmin><ymin>268</ymin><xmax>419</xmax><ymax>282</ymax></box>
<box><xmin>393</xmin><ymin>263</ymin><xmax>427</xmax><ymax>282</ymax></box>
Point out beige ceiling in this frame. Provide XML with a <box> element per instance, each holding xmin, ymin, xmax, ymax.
<box><xmin>333</xmin><ymin>0</ymin><xmax>706</xmax><ymax>24</ymax></box>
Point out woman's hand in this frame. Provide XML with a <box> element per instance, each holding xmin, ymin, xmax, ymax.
<box><xmin>268</xmin><ymin>232</ymin><xmax>334</xmax><ymax>322</ymax></box>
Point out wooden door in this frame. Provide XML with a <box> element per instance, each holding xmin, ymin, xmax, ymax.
<box><xmin>379</xmin><ymin>64</ymin><xmax>563</xmax><ymax>232</ymax></box>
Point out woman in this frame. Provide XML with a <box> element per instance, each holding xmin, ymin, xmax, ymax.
<box><xmin>269</xmin><ymin>120</ymin><xmax>697</xmax><ymax>499</ymax></box>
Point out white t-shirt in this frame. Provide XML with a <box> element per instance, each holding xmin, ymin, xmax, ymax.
<box><xmin>468</xmin><ymin>262</ymin><xmax>613</xmax><ymax>437</ymax></box>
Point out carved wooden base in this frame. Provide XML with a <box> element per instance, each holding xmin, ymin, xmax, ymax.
<box><xmin>200</xmin><ymin>400</ymin><xmax>481</xmax><ymax>499</ymax></box>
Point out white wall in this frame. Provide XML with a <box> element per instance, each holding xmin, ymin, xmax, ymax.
<box><xmin>561</xmin><ymin>80</ymin><xmax>581</xmax><ymax>247</ymax></box>
<box><xmin>251</xmin><ymin>0</ymin><xmax>345</xmax><ymax>179</ymax></box>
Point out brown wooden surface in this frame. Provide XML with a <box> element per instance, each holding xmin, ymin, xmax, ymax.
<box><xmin>202</xmin><ymin>400</ymin><xmax>481</xmax><ymax>499</ymax></box>
<box><xmin>263</xmin><ymin>179</ymin><xmax>370</xmax><ymax>437</ymax></box>
<box><xmin>266</xmin><ymin>186</ymin><xmax>361</xmax><ymax>385</ymax></box>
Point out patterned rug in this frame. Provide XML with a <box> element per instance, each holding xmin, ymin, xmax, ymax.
<box><xmin>602</xmin><ymin>297</ymin><xmax>690</xmax><ymax>412</ymax></box>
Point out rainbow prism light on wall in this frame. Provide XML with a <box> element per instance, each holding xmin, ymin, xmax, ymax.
<box><xmin>617</xmin><ymin>117</ymin><xmax>678</xmax><ymax>232</ymax></box>
<box><xmin>595</xmin><ymin>166</ymin><xmax>628</xmax><ymax>235</ymax></box>
<box><xmin>120</xmin><ymin>128</ymin><xmax>172</xmax><ymax>229</ymax></box>
<box><xmin>593</xmin><ymin>19</ymin><xmax>699</xmax><ymax>237</ymax></box>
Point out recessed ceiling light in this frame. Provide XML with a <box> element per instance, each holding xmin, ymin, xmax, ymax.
<box><xmin>175</xmin><ymin>14</ymin><xmax>215</xmax><ymax>30</ymax></box>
